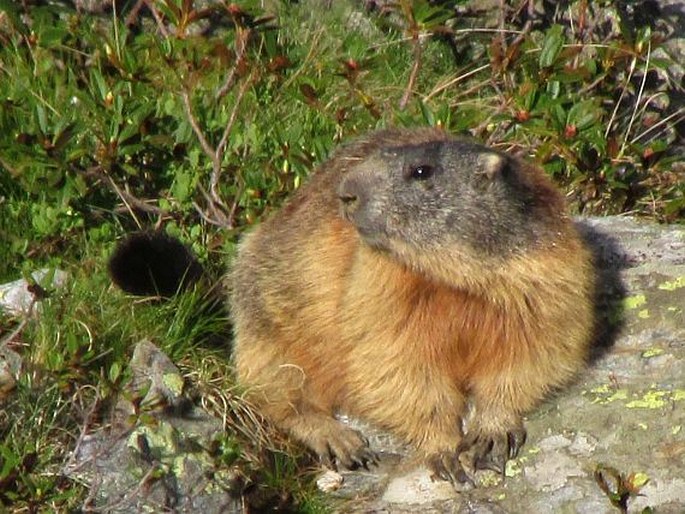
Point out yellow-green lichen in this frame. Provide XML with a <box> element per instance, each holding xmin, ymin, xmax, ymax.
<box><xmin>673</xmin><ymin>390</ymin><xmax>685</xmax><ymax>401</ymax></box>
<box><xmin>128</xmin><ymin>422</ymin><xmax>179</xmax><ymax>460</ymax></box>
<box><xmin>631</xmin><ymin>472</ymin><xmax>650</xmax><ymax>488</ymax></box>
<box><xmin>162</xmin><ymin>372</ymin><xmax>185</xmax><ymax>396</ymax></box>
<box><xmin>672</xmin><ymin>425</ymin><xmax>682</xmax><ymax>436</ymax></box>
<box><xmin>641</xmin><ymin>348</ymin><xmax>664</xmax><ymax>358</ymax></box>
<box><xmin>591</xmin><ymin>388</ymin><xmax>628</xmax><ymax>405</ymax></box>
<box><xmin>626</xmin><ymin>390</ymin><xmax>668</xmax><ymax>409</ymax></box>
<box><xmin>658</xmin><ymin>276</ymin><xmax>685</xmax><ymax>291</ymax></box>
<box><xmin>638</xmin><ymin>309</ymin><xmax>650</xmax><ymax>319</ymax></box>
<box><xmin>623</xmin><ymin>294</ymin><xmax>647</xmax><ymax>310</ymax></box>
<box><xmin>505</xmin><ymin>459</ymin><xmax>522</xmax><ymax>477</ymax></box>
<box><xmin>479</xmin><ymin>471</ymin><xmax>503</xmax><ymax>487</ymax></box>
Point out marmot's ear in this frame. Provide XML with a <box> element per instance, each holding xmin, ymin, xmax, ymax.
<box><xmin>478</xmin><ymin>152</ymin><xmax>509</xmax><ymax>181</ymax></box>
<box><xmin>108</xmin><ymin>232</ymin><xmax>203</xmax><ymax>297</ymax></box>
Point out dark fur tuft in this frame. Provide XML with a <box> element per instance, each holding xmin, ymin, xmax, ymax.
<box><xmin>108</xmin><ymin>232</ymin><xmax>203</xmax><ymax>297</ymax></box>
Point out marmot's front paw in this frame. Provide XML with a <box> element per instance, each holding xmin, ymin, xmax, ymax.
<box><xmin>427</xmin><ymin>451</ymin><xmax>475</xmax><ymax>490</ymax></box>
<box><xmin>458</xmin><ymin>425</ymin><xmax>527</xmax><ymax>474</ymax></box>
<box><xmin>311</xmin><ymin>426</ymin><xmax>378</xmax><ymax>470</ymax></box>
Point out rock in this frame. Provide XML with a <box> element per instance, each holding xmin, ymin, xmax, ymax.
<box><xmin>0</xmin><ymin>269</ymin><xmax>68</xmax><ymax>316</ymax></box>
<box><xmin>382</xmin><ymin>467</ymin><xmax>459</xmax><ymax>504</ymax></box>
<box><xmin>65</xmin><ymin>340</ymin><xmax>242</xmax><ymax>514</ymax></box>
<box><xmin>317</xmin><ymin>469</ymin><xmax>345</xmax><ymax>492</ymax></box>
<box><xmin>0</xmin><ymin>346</ymin><xmax>22</xmax><ymax>399</ymax></box>
<box><xmin>327</xmin><ymin>216</ymin><xmax>685</xmax><ymax>513</ymax></box>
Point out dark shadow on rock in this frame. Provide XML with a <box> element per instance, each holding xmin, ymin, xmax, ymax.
<box><xmin>575</xmin><ymin>219</ymin><xmax>628</xmax><ymax>364</ymax></box>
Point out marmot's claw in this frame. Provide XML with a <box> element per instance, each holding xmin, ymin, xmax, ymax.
<box><xmin>427</xmin><ymin>451</ymin><xmax>475</xmax><ymax>490</ymax></box>
<box><xmin>459</xmin><ymin>426</ymin><xmax>527</xmax><ymax>475</ymax></box>
<box><xmin>353</xmin><ymin>447</ymin><xmax>380</xmax><ymax>470</ymax></box>
<box><xmin>507</xmin><ymin>428</ymin><xmax>527</xmax><ymax>459</ymax></box>
<box><xmin>316</xmin><ymin>427</ymin><xmax>377</xmax><ymax>471</ymax></box>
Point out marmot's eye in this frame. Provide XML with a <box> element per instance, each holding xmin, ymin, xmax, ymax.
<box><xmin>410</xmin><ymin>165</ymin><xmax>434</xmax><ymax>180</ymax></box>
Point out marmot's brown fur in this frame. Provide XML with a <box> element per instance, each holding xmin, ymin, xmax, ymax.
<box><xmin>229</xmin><ymin>127</ymin><xmax>595</xmax><ymax>484</ymax></box>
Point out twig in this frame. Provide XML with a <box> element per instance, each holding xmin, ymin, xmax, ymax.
<box><xmin>0</xmin><ymin>315</ymin><xmax>32</xmax><ymax>348</ymax></box>
<box><xmin>604</xmin><ymin>55</ymin><xmax>637</xmax><ymax>140</ymax></box>
<box><xmin>214</xmin><ymin>72</ymin><xmax>253</xmax><ymax>200</ymax></box>
<box><xmin>124</xmin><ymin>0</ymin><xmax>146</xmax><ymax>27</ymax></box>
<box><xmin>193</xmin><ymin>184</ymin><xmax>230</xmax><ymax>227</ymax></box>
<box><xmin>90</xmin><ymin>166</ymin><xmax>165</xmax><ymax>223</ymax></box>
<box><xmin>105</xmin><ymin>176</ymin><xmax>142</xmax><ymax>228</ymax></box>
<box><xmin>399</xmin><ymin>35</ymin><xmax>422</xmax><ymax>110</ymax></box>
<box><xmin>181</xmin><ymin>90</ymin><xmax>221</xmax><ymax>172</ymax></box>
<box><xmin>143</xmin><ymin>0</ymin><xmax>169</xmax><ymax>37</ymax></box>
<box><xmin>60</xmin><ymin>384</ymin><xmax>102</xmax><ymax>476</ymax></box>
<box><xmin>630</xmin><ymin>107</ymin><xmax>685</xmax><ymax>145</ymax></box>
<box><xmin>618</xmin><ymin>40</ymin><xmax>651</xmax><ymax>158</ymax></box>
<box><xmin>216</xmin><ymin>28</ymin><xmax>250</xmax><ymax>101</ymax></box>
<box><xmin>425</xmin><ymin>64</ymin><xmax>490</xmax><ymax>102</ymax></box>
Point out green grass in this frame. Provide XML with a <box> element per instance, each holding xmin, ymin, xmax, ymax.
<box><xmin>1</xmin><ymin>0</ymin><xmax>684</xmax><ymax>510</ymax></box>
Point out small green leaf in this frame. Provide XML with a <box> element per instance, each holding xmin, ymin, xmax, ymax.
<box><xmin>109</xmin><ymin>362</ymin><xmax>121</xmax><ymax>383</ymax></box>
<box><xmin>419</xmin><ymin>100</ymin><xmax>435</xmax><ymax>126</ymax></box>
<box><xmin>567</xmin><ymin>100</ymin><xmax>600</xmax><ymax>130</ymax></box>
<box><xmin>539</xmin><ymin>25</ymin><xmax>564</xmax><ymax>68</ymax></box>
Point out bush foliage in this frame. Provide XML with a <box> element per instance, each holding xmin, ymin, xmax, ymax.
<box><xmin>0</xmin><ymin>0</ymin><xmax>683</xmax><ymax>510</ymax></box>
<box><xmin>1</xmin><ymin>0</ymin><xmax>683</xmax><ymax>278</ymax></box>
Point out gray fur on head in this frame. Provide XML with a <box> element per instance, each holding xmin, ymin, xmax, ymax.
<box><xmin>338</xmin><ymin>138</ymin><xmax>560</xmax><ymax>263</ymax></box>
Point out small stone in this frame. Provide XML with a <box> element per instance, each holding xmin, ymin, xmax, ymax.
<box><xmin>382</xmin><ymin>467</ymin><xmax>457</xmax><ymax>504</ymax></box>
<box><xmin>0</xmin><ymin>269</ymin><xmax>68</xmax><ymax>315</ymax></box>
<box><xmin>0</xmin><ymin>347</ymin><xmax>22</xmax><ymax>399</ymax></box>
<box><xmin>316</xmin><ymin>469</ymin><xmax>344</xmax><ymax>492</ymax></box>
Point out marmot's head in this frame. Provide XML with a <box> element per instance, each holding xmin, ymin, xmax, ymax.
<box><xmin>337</xmin><ymin>129</ymin><xmax>565</xmax><ymax>272</ymax></box>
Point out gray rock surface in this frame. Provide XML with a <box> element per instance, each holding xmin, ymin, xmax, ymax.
<box><xmin>0</xmin><ymin>268</ymin><xmax>69</xmax><ymax>315</ymax></box>
<box><xmin>68</xmin><ymin>216</ymin><xmax>684</xmax><ymax>513</ymax></box>
<box><xmin>327</xmin><ymin>216</ymin><xmax>685</xmax><ymax>513</ymax></box>
<box><xmin>65</xmin><ymin>340</ymin><xmax>243</xmax><ymax>513</ymax></box>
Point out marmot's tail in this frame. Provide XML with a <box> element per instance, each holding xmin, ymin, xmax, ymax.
<box><xmin>108</xmin><ymin>232</ymin><xmax>203</xmax><ymax>297</ymax></box>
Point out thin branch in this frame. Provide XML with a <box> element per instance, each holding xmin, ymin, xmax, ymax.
<box><xmin>61</xmin><ymin>385</ymin><xmax>102</xmax><ymax>476</ymax></box>
<box><xmin>630</xmin><ymin>107</ymin><xmax>685</xmax><ymax>145</ymax></box>
<box><xmin>0</xmin><ymin>314</ymin><xmax>32</xmax><ymax>349</ymax></box>
<box><xmin>215</xmin><ymin>28</ymin><xmax>250</xmax><ymax>101</ymax></box>
<box><xmin>181</xmin><ymin>90</ymin><xmax>221</xmax><ymax>171</ymax></box>
<box><xmin>425</xmin><ymin>64</ymin><xmax>490</xmax><ymax>102</ymax></box>
<box><xmin>618</xmin><ymin>40</ymin><xmax>651</xmax><ymax>158</ymax></box>
<box><xmin>143</xmin><ymin>0</ymin><xmax>169</xmax><ymax>38</ymax></box>
<box><xmin>90</xmin><ymin>167</ymin><xmax>165</xmax><ymax>223</ymax></box>
<box><xmin>399</xmin><ymin>35</ymin><xmax>422</xmax><ymax>110</ymax></box>
<box><xmin>192</xmin><ymin>201</ymin><xmax>227</xmax><ymax>227</ymax></box>
<box><xmin>604</xmin><ymin>55</ymin><xmax>636</xmax><ymax>140</ymax></box>
<box><xmin>214</xmin><ymin>72</ymin><xmax>253</xmax><ymax>198</ymax></box>
<box><xmin>124</xmin><ymin>0</ymin><xmax>147</xmax><ymax>27</ymax></box>
<box><xmin>105</xmin><ymin>176</ymin><xmax>142</xmax><ymax>229</ymax></box>
<box><xmin>194</xmin><ymin>183</ymin><xmax>231</xmax><ymax>227</ymax></box>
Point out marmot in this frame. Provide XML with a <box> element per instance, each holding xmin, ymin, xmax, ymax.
<box><xmin>111</xmin><ymin>127</ymin><xmax>595</xmax><ymax>485</ymax></box>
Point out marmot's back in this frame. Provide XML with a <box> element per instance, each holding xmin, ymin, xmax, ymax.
<box><xmin>230</xmin><ymin>127</ymin><xmax>594</xmax><ymax>484</ymax></box>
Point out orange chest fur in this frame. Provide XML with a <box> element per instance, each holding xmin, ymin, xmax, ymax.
<box><xmin>337</xmin><ymin>253</ymin><xmax>531</xmax><ymax>389</ymax></box>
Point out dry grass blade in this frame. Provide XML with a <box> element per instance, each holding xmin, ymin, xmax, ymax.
<box><xmin>618</xmin><ymin>40</ymin><xmax>651</xmax><ymax>158</ymax></box>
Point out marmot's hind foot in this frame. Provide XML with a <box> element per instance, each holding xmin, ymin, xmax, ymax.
<box><xmin>296</xmin><ymin>418</ymin><xmax>378</xmax><ymax>470</ymax></box>
<box><xmin>459</xmin><ymin>426</ymin><xmax>527</xmax><ymax>475</ymax></box>
<box><xmin>427</xmin><ymin>451</ymin><xmax>475</xmax><ymax>490</ymax></box>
